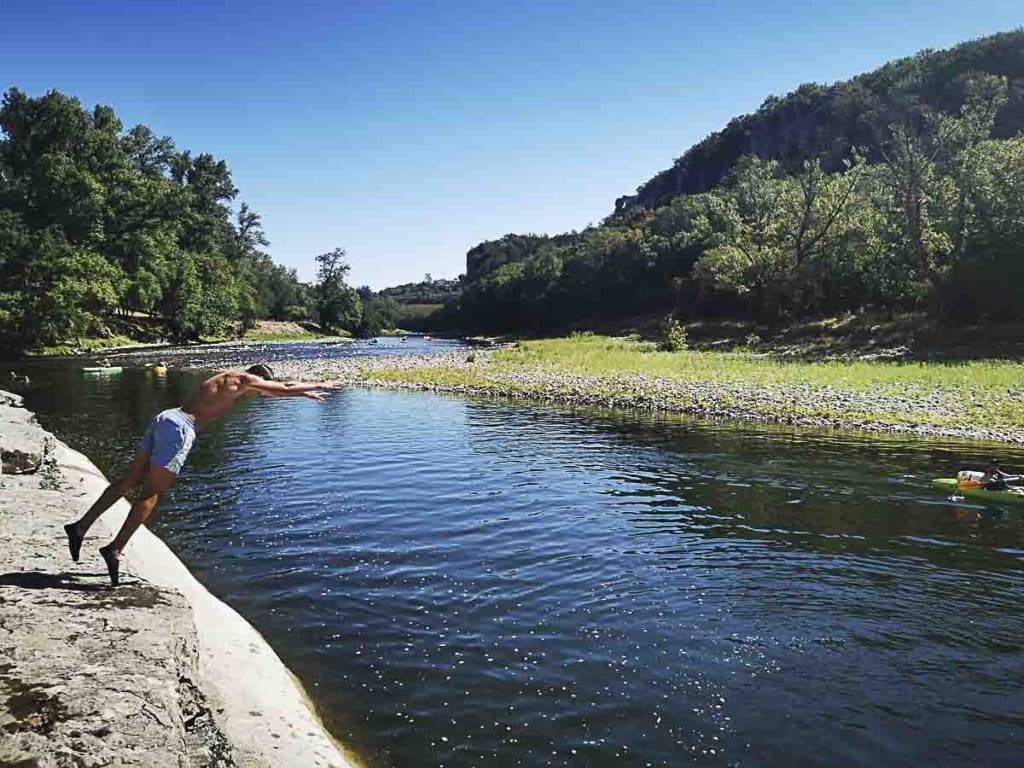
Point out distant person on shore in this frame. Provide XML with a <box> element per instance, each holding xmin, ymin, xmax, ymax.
<box><xmin>64</xmin><ymin>364</ymin><xmax>340</xmax><ymax>586</ymax></box>
<box><xmin>980</xmin><ymin>459</ymin><xmax>1020</xmax><ymax>491</ymax></box>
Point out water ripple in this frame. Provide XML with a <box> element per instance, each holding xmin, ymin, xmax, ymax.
<box><xmin>11</xmin><ymin>364</ymin><xmax>1024</xmax><ymax>768</ymax></box>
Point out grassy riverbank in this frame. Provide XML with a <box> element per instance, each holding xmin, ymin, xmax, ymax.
<box><xmin>235</xmin><ymin>329</ymin><xmax>346</xmax><ymax>343</ymax></box>
<box><xmin>28</xmin><ymin>334</ymin><xmax>143</xmax><ymax>356</ymax></box>
<box><xmin>281</xmin><ymin>335</ymin><xmax>1024</xmax><ymax>443</ymax></box>
<box><xmin>22</xmin><ymin>321</ymin><xmax>351</xmax><ymax>356</ymax></box>
<box><xmin>500</xmin><ymin>336</ymin><xmax>1024</xmax><ymax>394</ymax></box>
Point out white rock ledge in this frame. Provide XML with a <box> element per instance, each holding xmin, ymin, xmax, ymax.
<box><xmin>0</xmin><ymin>390</ymin><xmax>358</xmax><ymax>768</ymax></box>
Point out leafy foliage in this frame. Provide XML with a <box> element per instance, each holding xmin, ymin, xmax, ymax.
<box><xmin>615</xmin><ymin>30</ymin><xmax>1024</xmax><ymax>214</ymax></box>
<box><xmin>315</xmin><ymin>248</ymin><xmax>362</xmax><ymax>333</ymax></box>
<box><xmin>0</xmin><ymin>87</ymin><xmax>315</xmax><ymax>351</ymax></box>
<box><xmin>379</xmin><ymin>276</ymin><xmax>462</xmax><ymax>305</ymax></box>
<box><xmin>657</xmin><ymin>315</ymin><xmax>687</xmax><ymax>352</ymax></box>
<box><xmin>458</xmin><ymin>33</ymin><xmax>1024</xmax><ymax>333</ymax></box>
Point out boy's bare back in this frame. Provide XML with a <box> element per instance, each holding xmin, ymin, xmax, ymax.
<box><xmin>181</xmin><ymin>372</ymin><xmax>260</xmax><ymax>427</ymax></box>
<box><xmin>182</xmin><ymin>371</ymin><xmax>338</xmax><ymax>428</ymax></box>
<box><xmin>66</xmin><ymin>363</ymin><xmax>339</xmax><ymax>586</ymax></box>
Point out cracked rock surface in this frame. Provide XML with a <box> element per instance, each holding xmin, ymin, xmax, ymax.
<box><xmin>0</xmin><ymin>396</ymin><xmax>236</xmax><ymax>767</ymax></box>
<box><xmin>0</xmin><ymin>395</ymin><xmax>50</xmax><ymax>474</ymax></box>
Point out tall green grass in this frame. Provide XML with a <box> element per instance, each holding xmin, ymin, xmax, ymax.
<box><xmin>495</xmin><ymin>335</ymin><xmax>1024</xmax><ymax>392</ymax></box>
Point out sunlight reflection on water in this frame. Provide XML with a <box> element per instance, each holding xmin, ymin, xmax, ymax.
<box><xmin>7</xmin><ymin>348</ymin><xmax>1024</xmax><ymax>767</ymax></box>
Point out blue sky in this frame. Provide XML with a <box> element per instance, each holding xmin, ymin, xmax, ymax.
<box><xmin>1</xmin><ymin>1</ymin><xmax>1021</xmax><ymax>288</ymax></box>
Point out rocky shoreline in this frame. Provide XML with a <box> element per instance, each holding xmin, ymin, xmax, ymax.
<box><xmin>0</xmin><ymin>390</ymin><xmax>355</xmax><ymax>768</ymax></box>
<box><xmin>270</xmin><ymin>350</ymin><xmax>1024</xmax><ymax>444</ymax></box>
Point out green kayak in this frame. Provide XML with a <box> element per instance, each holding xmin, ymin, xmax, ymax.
<box><xmin>933</xmin><ymin>478</ymin><xmax>1024</xmax><ymax>505</ymax></box>
<box><xmin>83</xmin><ymin>366</ymin><xmax>123</xmax><ymax>375</ymax></box>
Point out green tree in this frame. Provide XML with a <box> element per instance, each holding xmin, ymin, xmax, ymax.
<box><xmin>692</xmin><ymin>157</ymin><xmax>792</xmax><ymax>320</ymax></box>
<box><xmin>354</xmin><ymin>287</ymin><xmax>400</xmax><ymax>337</ymax></box>
<box><xmin>941</xmin><ymin>136</ymin><xmax>1024</xmax><ymax>319</ymax></box>
<box><xmin>0</xmin><ymin>86</ymin><xmax>306</xmax><ymax>350</ymax></box>
<box><xmin>315</xmin><ymin>248</ymin><xmax>362</xmax><ymax>332</ymax></box>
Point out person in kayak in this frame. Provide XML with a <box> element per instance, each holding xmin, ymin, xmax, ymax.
<box><xmin>980</xmin><ymin>460</ymin><xmax>1021</xmax><ymax>491</ymax></box>
<box><xmin>63</xmin><ymin>364</ymin><xmax>341</xmax><ymax>586</ymax></box>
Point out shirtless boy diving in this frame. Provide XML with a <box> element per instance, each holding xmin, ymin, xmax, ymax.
<box><xmin>63</xmin><ymin>364</ymin><xmax>339</xmax><ymax>586</ymax></box>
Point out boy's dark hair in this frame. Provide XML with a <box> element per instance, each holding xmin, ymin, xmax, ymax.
<box><xmin>246</xmin><ymin>364</ymin><xmax>275</xmax><ymax>380</ymax></box>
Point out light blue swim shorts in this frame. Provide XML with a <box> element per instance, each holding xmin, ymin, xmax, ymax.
<box><xmin>138</xmin><ymin>408</ymin><xmax>196</xmax><ymax>475</ymax></box>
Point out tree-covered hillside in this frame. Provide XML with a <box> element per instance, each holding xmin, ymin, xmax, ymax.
<box><xmin>379</xmin><ymin>276</ymin><xmax>462</xmax><ymax>305</ymax></box>
<box><xmin>613</xmin><ymin>30</ymin><xmax>1024</xmax><ymax>217</ymax></box>
<box><xmin>460</xmin><ymin>31</ymin><xmax>1024</xmax><ymax>334</ymax></box>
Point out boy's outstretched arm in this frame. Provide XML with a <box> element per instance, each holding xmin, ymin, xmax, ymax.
<box><xmin>242</xmin><ymin>374</ymin><xmax>342</xmax><ymax>400</ymax></box>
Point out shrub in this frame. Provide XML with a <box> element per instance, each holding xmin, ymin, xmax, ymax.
<box><xmin>657</xmin><ymin>315</ymin><xmax>687</xmax><ymax>352</ymax></box>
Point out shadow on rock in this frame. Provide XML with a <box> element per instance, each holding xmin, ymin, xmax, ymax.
<box><xmin>0</xmin><ymin>571</ymin><xmax>109</xmax><ymax>592</ymax></box>
<box><xmin>0</xmin><ymin>571</ymin><xmax>174</xmax><ymax>610</ymax></box>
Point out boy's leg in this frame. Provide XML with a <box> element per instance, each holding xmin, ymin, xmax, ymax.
<box><xmin>99</xmin><ymin>463</ymin><xmax>176</xmax><ymax>586</ymax></box>
<box><xmin>64</xmin><ymin>449</ymin><xmax>150</xmax><ymax>562</ymax></box>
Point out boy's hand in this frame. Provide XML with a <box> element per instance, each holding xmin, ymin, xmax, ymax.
<box><xmin>304</xmin><ymin>391</ymin><xmax>326</xmax><ymax>402</ymax></box>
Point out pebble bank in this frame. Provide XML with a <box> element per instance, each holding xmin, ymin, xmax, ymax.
<box><xmin>271</xmin><ymin>350</ymin><xmax>1024</xmax><ymax>444</ymax></box>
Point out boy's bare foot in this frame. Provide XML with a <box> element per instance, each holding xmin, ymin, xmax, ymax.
<box><xmin>99</xmin><ymin>545</ymin><xmax>120</xmax><ymax>587</ymax></box>
<box><xmin>64</xmin><ymin>523</ymin><xmax>83</xmax><ymax>562</ymax></box>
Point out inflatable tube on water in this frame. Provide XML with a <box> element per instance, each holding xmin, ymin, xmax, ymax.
<box><xmin>933</xmin><ymin>477</ymin><xmax>1024</xmax><ymax>505</ymax></box>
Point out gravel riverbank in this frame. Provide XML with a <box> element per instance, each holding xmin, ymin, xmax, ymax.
<box><xmin>0</xmin><ymin>390</ymin><xmax>356</xmax><ymax>768</ymax></box>
<box><xmin>270</xmin><ymin>350</ymin><xmax>1024</xmax><ymax>444</ymax></box>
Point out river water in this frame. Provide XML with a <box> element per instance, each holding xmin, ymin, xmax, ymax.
<box><xmin>3</xmin><ymin>339</ymin><xmax>1023</xmax><ymax>767</ymax></box>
